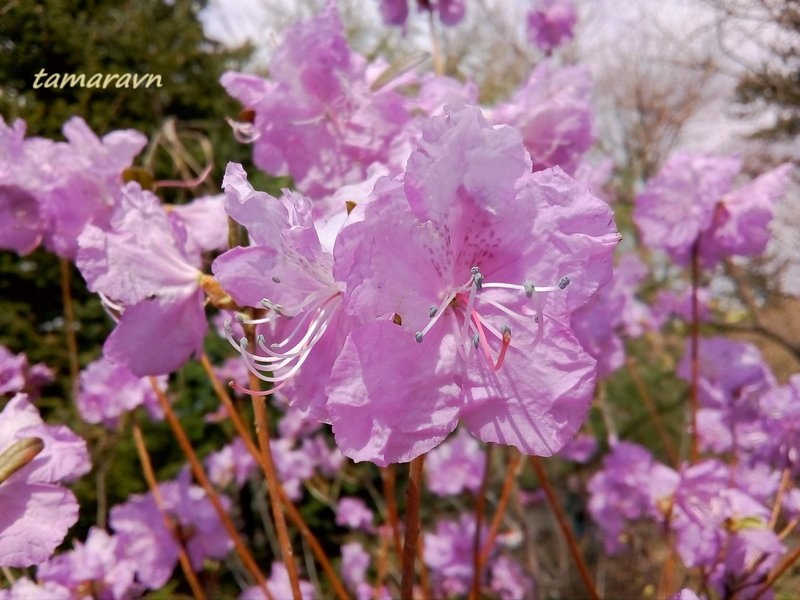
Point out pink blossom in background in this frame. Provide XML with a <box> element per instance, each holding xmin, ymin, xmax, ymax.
<box><xmin>240</xmin><ymin>562</ymin><xmax>315</xmax><ymax>600</ymax></box>
<box><xmin>0</xmin><ymin>117</ymin><xmax>146</xmax><ymax>259</ymax></box>
<box><xmin>77</xmin><ymin>183</ymin><xmax>207</xmax><ymax>376</ymax></box>
<box><xmin>205</xmin><ymin>438</ymin><xmax>257</xmax><ymax>489</ymax></box>
<box><xmin>378</xmin><ymin>0</ymin><xmax>465</xmax><ymax>28</ymax></box>
<box><xmin>36</xmin><ymin>527</ymin><xmax>139</xmax><ymax>600</ymax></box>
<box><xmin>0</xmin><ymin>394</ymin><xmax>91</xmax><ymax>567</ymax></box>
<box><xmin>0</xmin><ymin>346</ymin><xmax>54</xmax><ymax>399</ymax></box>
<box><xmin>221</xmin><ymin>4</ymin><xmax>410</xmax><ymax>199</ymax></box>
<box><xmin>335</xmin><ymin>497</ymin><xmax>374</xmax><ymax>531</ymax></box>
<box><xmin>425</xmin><ymin>427</ymin><xmax>485</xmax><ymax>496</ymax></box>
<box><xmin>634</xmin><ymin>153</ymin><xmax>792</xmax><ymax>267</ymax></box>
<box><xmin>491</xmin><ymin>61</ymin><xmax>594</xmax><ymax>174</ymax></box>
<box><xmin>76</xmin><ymin>357</ymin><xmax>165</xmax><ymax>428</ymax></box>
<box><xmin>109</xmin><ymin>468</ymin><xmax>232</xmax><ymax>589</ymax></box>
<box><xmin>526</xmin><ymin>0</ymin><xmax>578</xmax><ymax>53</ymax></box>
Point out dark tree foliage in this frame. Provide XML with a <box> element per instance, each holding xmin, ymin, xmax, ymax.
<box><xmin>735</xmin><ymin>1</ymin><xmax>800</xmax><ymax>141</ymax></box>
<box><xmin>0</xmin><ymin>1</ymin><xmax>256</xmax><ymax>560</ymax></box>
<box><xmin>0</xmin><ymin>0</ymin><xmax>250</xmax><ymax>139</ymax></box>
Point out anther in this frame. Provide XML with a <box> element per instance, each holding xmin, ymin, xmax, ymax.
<box><xmin>559</xmin><ymin>276</ymin><xmax>570</xmax><ymax>289</ymax></box>
<box><xmin>501</xmin><ymin>325</ymin><xmax>512</xmax><ymax>341</ymax></box>
<box><xmin>523</xmin><ymin>281</ymin><xmax>535</xmax><ymax>299</ymax></box>
<box><xmin>272</xmin><ymin>276</ymin><xmax>281</xmax><ymax>283</ymax></box>
<box><xmin>471</xmin><ymin>266</ymin><xmax>484</xmax><ymax>291</ymax></box>
<box><xmin>472</xmin><ymin>334</ymin><xmax>480</xmax><ymax>348</ymax></box>
<box><xmin>429</xmin><ymin>306</ymin><xmax>438</xmax><ymax>318</ymax></box>
<box><xmin>415</xmin><ymin>331</ymin><xmax>424</xmax><ymax>343</ymax></box>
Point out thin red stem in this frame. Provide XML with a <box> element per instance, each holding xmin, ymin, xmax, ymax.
<box><xmin>132</xmin><ymin>422</ymin><xmax>208</xmax><ymax>600</ymax></box>
<box><xmin>400</xmin><ymin>455</ymin><xmax>426</xmax><ymax>600</ymax></box>
<box><xmin>148</xmin><ymin>377</ymin><xmax>270</xmax><ymax>597</ymax></box>
<box><xmin>530</xmin><ymin>456</ymin><xmax>600</xmax><ymax>600</ymax></box>
<box><xmin>690</xmin><ymin>241</ymin><xmax>701</xmax><ymax>464</ymax></box>
<box><xmin>469</xmin><ymin>444</ymin><xmax>493</xmax><ymax>600</ymax></box>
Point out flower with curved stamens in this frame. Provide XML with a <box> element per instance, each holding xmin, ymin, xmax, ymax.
<box><xmin>327</xmin><ymin>105</ymin><xmax>618</xmax><ymax>465</ymax></box>
<box><xmin>212</xmin><ymin>162</ymin><xmax>355</xmax><ymax>419</ymax></box>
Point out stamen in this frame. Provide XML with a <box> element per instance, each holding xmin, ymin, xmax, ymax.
<box><xmin>414</xmin><ymin>291</ymin><xmax>457</xmax><ymax>343</ymax></box>
<box><xmin>429</xmin><ymin>306</ymin><xmax>438</xmax><ymax>318</ymax></box>
<box><xmin>230</xmin><ymin>379</ymin><xmax>288</xmax><ymax>397</ymax></box>
<box><xmin>494</xmin><ymin>326</ymin><xmax>512</xmax><ymax>371</ymax></box>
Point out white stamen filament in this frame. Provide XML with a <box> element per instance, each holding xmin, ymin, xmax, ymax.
<box><xmin>413</xmin><ymin>267</ymin><xmax>570</xmax><ymax>368</ymax></box>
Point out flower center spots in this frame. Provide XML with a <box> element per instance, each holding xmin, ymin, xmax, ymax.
<box><xmin>414</xmin><ymin>266</ymin><xmax>569</xmax><ymax>370</ymax></box>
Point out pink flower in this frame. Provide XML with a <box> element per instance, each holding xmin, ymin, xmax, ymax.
<box><xmin>527</xmin><ymin>0</ymin><xmax>578</xmax><ymax>53</ymax></box>
<box><xmin>634</xmin><ymin>153</ymin><xmax>791</xmax><ymax>266</ymax></box>
<box><xmin>491</xmin><ymin>61</ymin><xmax>594</xmax><ymax>174</ymax></box>
<box><xmin>335</xmin><ymin>497</ymin><xmax>374</xmax><ymax>531</ymax></box>
<box><xmin>0</xmin><ymin>346</ymin><xmax>54</xmax><ymax>399</ymax></box>
<box><xmin>76</xmin><ymin>357</ymin><xmax>165</xmax><ymax>428</ymax></box>
<box><xmin>328</xmin><ymin>105</ymin><xmax>618</xmax><ymax>465</ymax></box>
<box><xmin>77</xmin><ymin>183</ymin><xmax>207</xmax><ymax>376</ymax></box>
<box><xmin>425</xmin><ymin>427</ymin><xmax>485</xmax><ymax>496</ymax></box>
<box><xmin>109</xmin><ymin>468</ymin><xmax>233</xmax><ymax>589</ymax></box>
<box><xmin>0</xmin><ymin>395</ymin><xmax>91</xmax><ymax>567</ymax></box>
<box><xmin>241</xmin><ymin>562</ymin><xmax>315</xmax><ymax>600</ymax></box>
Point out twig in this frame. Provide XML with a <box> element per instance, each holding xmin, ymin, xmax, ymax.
<box><xmin>689</xmin><ymin>242</ymin><xmax>701</xmax><ymax>464</ymax></box>
<box><xmin>199</xmin><ymin>354</ymin><xmax>350</xmax><ymax>600</ymax></box>
<box><xmin>132</xmin><ymin>422</ymin><xmax>208</xmax><ymax>600</ymax></box>
<box><xmin>148</xmin><ymin>377</ymin><xmax>271</xmax><ymax>597</ymax></box>
<box><xmin>381</xmin><ymin>465</ymin><xmax>403</xmax><ymax>560</ymax></box>
<box><xmin>530</xmin><ymin>456</ymin><xmax>600</xmax><ymax>600</ymax></box>
<box><xmin>479</xmin><ymin>449</ymin><xmax>522</xmax><ymax>568</ymax></box>
<box><xmin>400</xmin><ymin>455</ymin><xmax>426</xmax><ymax>600</ymax></box>
<box><xmin>58</xmin><ymin>258</ymin><xmax>79</xmax><ymax>388</ymax></box>
<box><xmin>469</xmin><ymin>444</ymin><xmax>493</xmax><ymax>600</ymax></box>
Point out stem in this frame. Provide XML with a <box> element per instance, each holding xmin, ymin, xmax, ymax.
<box><xmin>198</xmin><ymin>354</ymin><xmax>350</xmax><ymax>600</ymax></box>
<box><xmin>244</xmin><ymin>352</ymin><xmax>304</xmax><ymax>600</ymax></box>
<box><xmin>752</xmin><ymin>541</ymin><xmax>800</xmax><ymax>599</ymax></box>
<box><xmin>626</xmin><ymin>356</ymin><xmax>679</xmax><ymax>466</ymax></box>
<box><xmin>132</xmin><ymin>422</ymin><xmax>208</xmax><ymax>600</ymax></box>
<box><xmin>479</xmin><ymin>449</ymin><xmax>522</xmax><ymax>568</ymax></box>
<box><xmin>469</xmin><ymin>444</ymin><xmax>493</xmax><ymax>600</ymax></box>
<box><xmin>59</xmin><ymin>258</ymin><xmax>79</xmax><ymax>388</ymax></box>
<box><xmin>374</xmin><ymin>528</ymin><xmax>390</xmax><ymax>600</ymax></box>
<box><xmin>690</xmin><ymin>241</ymin><xmax>701</xmax><ymax>464</ymax></box>
<box><xmin>427</xmin><ymin>10</ymin><xmax>444</xmax><ymax>76</ymax></box>
<box><xmin>530</xmin><ymin>456</ymin><xmax>599</xmax><ymax>600</ymax></box>
<box><xmin>381</xmin><ymin>465</ymin><xmax>403</xmax><ymax>560</ymax></box>
<box><xmin>400</xmin><ymin>455</ymin><xmax>426</xmax><ymax>600</ymax></box>
<box><xmin>148</xmin><ymin>378</ymin><xmax>271</xmax><ymax>597</ymax></box>
<box><xmin>769</xmin><ymin>468</ymin><xmax>792</xmax><ymax>529</ymax></box>
<box><xmin>416</xmin><ymin>530</ymin><xmax>431</xmax><ymax>600</ymax></box>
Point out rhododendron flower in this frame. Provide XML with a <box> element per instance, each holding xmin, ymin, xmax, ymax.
<box><xmin>213</xmin><ymin>162</ymin><xmax>353</xmax><ymax>419</ymax></box>
<box><xmin>677</xmin><ymin>337</ymin><xmax>774</xmax><ymax>454</ymax></box>
<box><xmin>634</xmin><ymin>153</ymin><xmax>791</xmax><ymax>266</ymax></box>
<box><xmin>425</xmin><ymin>427</ymin><xmax>485</xmax><ymax>496</ymax></box>
<box><xmin>241</xmin><ymin>562</ymin><xmax>315</xmax><ymax>600</ymax></box>
<box><xmin>571</xmin><ymin>252</ymin><xmax>652</xmax><ymax>377</ymax></box>
<box><xmin>424</xmin><ymin>514</ymin><xmax>483</xmax><ymax>597</ymax></box>
<box><xmin>328</xmin><ymin>105</ymin><xmax>618</xmax><ymax>465</ymax></box>
<box><xmin>221</xmin><ymin>3</ymin><xmax>410</xmax><ymax>199</ymax></box>
<box><xmin>0</xmin><ymin>394</ymin><xmax>91</xmax><ymax>567</ymax></box>
<box><xmin>335</xmin><ymin>497</ymin><xmax>374</xmax><ymax>531</ymax></box>
<box><xmin>527</xmin><ymin>0</ymin><xmax>578</xmax><ymax>53</ymax></box>
<box><xmin>109</xmin><ymin>468</ymin><xmax>232</xmax><ymax>589</ymax></box>
<box><xmin>36</xmin><ymin>527</ymin><xmax>139</xmax><ymax>600</ymax></box>
<box><xmin>587</xmin><ymin>441</ymin><xmax>679</xmax><ymax>553</ymax></box>
<box><xmin>0</xmin><ymin>346</ymin><xmax>53</xmax><ymax>399</ymax></box>
<box><xmin>490</xmin><ymin>555</ymin><xmax>535</xmax><ymax>600</ymax></box>
<box><xmin>491</xmin><ymin>61</ymin><xmax>593</xmax><ymax>174</ymax></box>
<box><xmin>378</xmin><ymin>0</ymin><xmax>465</xmax><ymax>27</ymax></box>
<box><xmin>205</xmin><ymin>438</ymin><xmax>257</xmax><ymax>489</ymax></box>
<box><xmin>0</xmin><ymin>117</ymin><xmax>146</xmax><ymax>259</ymax></box>
<box><xmin>76</xmin><ymin>357</ymin><xmax>165</xmax><ymax>428</ymax></box>
<box><xmin>747</xmin><ymin>375</ymin><xmax>800</xmax><ymax>474</ymax></box>
<box><xmin>77</xmin><ymin>182</ymin><xmax>207</xmax><ymax>376</ymax></box>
